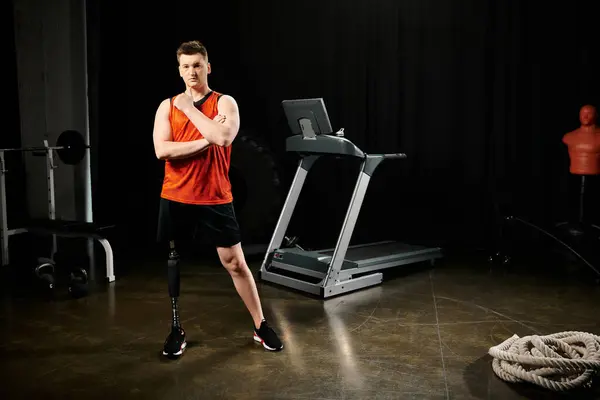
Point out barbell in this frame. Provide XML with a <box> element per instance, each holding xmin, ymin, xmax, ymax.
<box><xmin>0</xmin><ymin>130</ymin><xmax>89</xmax><ymax>165</ymax></box>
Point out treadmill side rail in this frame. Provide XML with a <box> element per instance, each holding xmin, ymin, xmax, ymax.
<box><xmin>323</xmin><ymin>159</ymin><xmax>372</xmax><ymax>288</ymax></box>
<box><xmin>259</xmin><ymin>155</ymin><xmax>319</xmax><ymax>275</ymax></box>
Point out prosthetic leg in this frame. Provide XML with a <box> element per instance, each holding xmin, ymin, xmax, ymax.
<box><xmin>162</xmin><ymin>240</ymin><xmax>187</xmax><ymax>358</ymax></box>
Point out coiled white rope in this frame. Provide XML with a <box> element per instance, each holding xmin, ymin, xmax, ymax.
<box><xmin>488</xmin><ymin>331</ymin><xmax>600</xmax><ymax>392</ymax></box>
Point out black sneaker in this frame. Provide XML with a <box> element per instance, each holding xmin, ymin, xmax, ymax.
<box><xmin>162</xmin><ymin>326</ymin><xmax>187</xmax><ymax>357</ymax></box>
<box><xmin>253</xmin><ymin>320</ymin><xmax>283</xmax><ymax>351</ymax></box>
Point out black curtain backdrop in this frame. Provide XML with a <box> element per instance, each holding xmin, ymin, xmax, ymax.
<box><xmin>86</xmin><ymin>0</ymin><xmax>598</xmax><ymax>253</ymax></box>
<box><xmin>4</xmin><ymin>0</ymin><xmax>28</xmax><ymax>229</ymax></box>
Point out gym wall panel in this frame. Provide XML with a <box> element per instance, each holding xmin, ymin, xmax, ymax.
<box><xmin>12</xmin><ymin>0</ymin><xmax>92</xmax><ymax>224</ymax></box>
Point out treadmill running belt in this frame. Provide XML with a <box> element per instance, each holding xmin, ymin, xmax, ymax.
<box><xmin>320</xmin><ymin>242</ymin><xmax>430</xmax><ymax>261</ymax></box>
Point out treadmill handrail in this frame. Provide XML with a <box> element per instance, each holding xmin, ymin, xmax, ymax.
<box><xmin>285</xmin><ymin>134</ymin><xmax>365</xmax><ymax>158</ymax></box>
<box><xmin>286</xmin><ymin>132</ymin><xmax>409</xmax><ymax>161</ymax></box>
<box><xmin>365</xmin><ymin>153</ymin><xmax>407</xmax><ymax>159</ymax></box>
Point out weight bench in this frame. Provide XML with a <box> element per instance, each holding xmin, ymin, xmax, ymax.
<box><xmin>23</xmin><ymin>219</ymin><xmax>116</xmax><ymax>282</ymax></box>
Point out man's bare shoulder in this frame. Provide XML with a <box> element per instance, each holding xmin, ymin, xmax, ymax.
<box><xmin>216</xmin><ymin>93</ymin><xmax>240</xmax><ymax>114</ymax></box>
<box><xmin>161</xmin><ymin>96</ymin><xmax>175</xmax><ymax>106</ymax></box>
<box><xmin>216</xmin><ymin>93</ymin><xmax>237</xmax><ymax>105</ymax></box>
<box><xmin>155</xmin><ymin>97</ymin><xmax>174</xmax><ymax>114</ymax></box>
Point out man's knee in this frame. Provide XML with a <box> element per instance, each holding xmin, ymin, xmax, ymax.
<box><xmin>217</xmin><ymin>244</ymin><xmax>247</xmax><ymax>276</ymax></box>
<box><xmin>222</xmin><ymin>256</ymin><xmax>246</xmax><ymax>276</ymax></box>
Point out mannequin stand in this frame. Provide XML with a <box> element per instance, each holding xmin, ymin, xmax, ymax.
<box><xmin>555</xmin><ymin>175</ymin><xmax>600</xmax><ymax>239</ymax></box>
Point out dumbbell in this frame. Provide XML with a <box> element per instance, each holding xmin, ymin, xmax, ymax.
<box><xmin>35</xmin><ymin>258</ymin><xmax>56</xmax><ymax>298</ymax></box>
<box><xmin>68</xmin><ymin>267</ymin><xmax>89</xmax><ymax>299</ymax></box>
<box><xmin>283</xmin><ymin>236</ymin><xmax>304</xmax><ymax>250</ymax></box>
<box><xmin>283</xmin><ymin>236</ymin><xmax>299</xmax><ymax>248</ymax></box>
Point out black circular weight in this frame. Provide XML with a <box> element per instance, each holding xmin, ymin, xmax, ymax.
<box><xmin>230</xmin><ymin>133</ymin><xmax>283</xmax><ymax>245</ymax></box>
<box><xmin>34</xmin><ymin>259</ymin><xmax>56</xmax><ymax>298</ymax></box>
<box><xmin>56</xmin><ymin>130</ymin><xmax>87</xmax><ymax>165</ymax></box>
<box><xmin>68</xmin><ymin>267</ymin><xmax>89</xmax><ymax>299</ymax></box>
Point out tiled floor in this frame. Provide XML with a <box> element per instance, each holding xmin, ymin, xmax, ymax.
<box><xmin>0</xmin><ymin>243</ymin><xmax>599</xmax><ymax>399</ymax></box>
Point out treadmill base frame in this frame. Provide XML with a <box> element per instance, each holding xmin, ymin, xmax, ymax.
<box><xmin>261</xmin><ymin>242</ymin><xmax>442</xmax><ymax>298</ymax></box>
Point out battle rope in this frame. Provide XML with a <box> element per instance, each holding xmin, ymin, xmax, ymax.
<box><xmin>488</xmin><ymin>331</ymin><xmax>600</xmax><ymax>392</ymax></box>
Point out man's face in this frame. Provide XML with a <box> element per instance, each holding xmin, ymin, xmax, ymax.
<box><xmin>580</xmin><ymin>106</ymin><xmax>597</xmax><ymax>126</ymax></box>
<box><xmin>178</xmin><ymin>53</ymin><xmax>210</xmax><ymax>89</ymax></box>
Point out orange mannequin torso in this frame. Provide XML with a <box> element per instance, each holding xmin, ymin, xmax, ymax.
<box><xmin>562</xmin><ymin>105</ymin><xmax>600</xmax><ymax>175</ymax></box>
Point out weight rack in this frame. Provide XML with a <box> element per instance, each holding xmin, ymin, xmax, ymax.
<box><xmin>0</xmin><ymin>139</ymin><xmax>116</xmax><ymax>282</ymax></box>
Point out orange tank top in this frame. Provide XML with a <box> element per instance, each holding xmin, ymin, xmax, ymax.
<box><xmin>160</xmin><ymin>91</ymin><xmax>233</xmax><ymax>205</ymax></box>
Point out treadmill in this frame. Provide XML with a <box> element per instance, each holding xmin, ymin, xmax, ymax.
<box><xmin>258</xmin><ymin>98</ymin><xmax>443</xmax><ymax>298</ymax></box>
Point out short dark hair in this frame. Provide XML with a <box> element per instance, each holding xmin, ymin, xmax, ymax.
<box><xmin>176</xmin><ymin>40</ymin><xmax>208</xmax><ymax>63</ymax></box>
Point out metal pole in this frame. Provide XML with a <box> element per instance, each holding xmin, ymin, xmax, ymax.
<box><xmin>579</xmin><ymin>175</ymin><xmax>586</xmax><ymax>223</ymax></box>
<box><xmin>44</xmin><ymin>141</ymin><xmax>57</xmax><ymax>257</ymax></box>
<box><xmin>82</xmin><ymin>0</ymin><xmax>96</xmax><ymax>279</ymax></box>
<box><xmin>0</xmin><ymin>151</ymin><xmax>8</xmax><ymax>266</ymax></box>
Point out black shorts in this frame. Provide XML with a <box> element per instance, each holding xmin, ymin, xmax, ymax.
<box><xmin>156</xmin><ymin>198</ymin><xmax>241</xmax><ymax>248</ymax></box>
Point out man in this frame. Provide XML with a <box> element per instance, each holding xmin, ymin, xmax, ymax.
<box><xmin>153</xmin><ymin>40</ymin><xmax>283</xmax><ymax>357</ymax></box>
